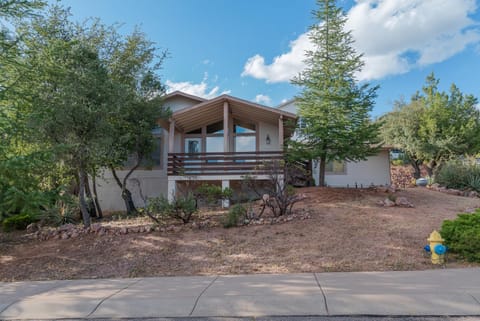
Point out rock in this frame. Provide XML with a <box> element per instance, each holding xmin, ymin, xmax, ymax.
<box><xmin>430</xmin><ymin>183</ymin><xmax>440</xmax><ymax>189</ymax></box>
<box><xmin>26</xmin><ymin>223</ymin><xmax>38</xmax><ymax>233</ymax></box>
<box><xmin>70</xmin><ymin>232</ymin><xmax>79</xmax><ymax>239</ymax></box>
<box><xmin>383</xmin><ymin>198</ymin><xmax>396</xmax><ymax>207</ymax></box>
<box><xmin>469</xmin><ymin>191</ymin><xmax>478</xmax><ymax>198</ymax></box>
<box><xmin>58</xmin><ymin>223</ymin><xmax>75</xmax><ymax>232</ymax></box>
<box><xmin>387</xmin><ymin>185</ymin><xmax>397</xmax><ymax>193</ymax></box>
<box><xmin>395</xmin><ymin>196</ymin><xmax>414</xmax><ymax>208</ymax></box>
<box><xmin>446</xmin><ymin>189</ymin><xmax>462</xmax><ymax>196</ymax></box>
<box><xmin>120</xmin><ymin>227</ymin><xmax>128</xmax><ymax>234</ymax></box>
<box><xmin>90</xmin><ymin>223</ymin><xmax>102</xmax><ymax>233</ymax></box>
<box><xmin>465</xmin><ymin>208</ymin><xmax>477</xmax><ymax>213</ymax></box>
<box><xmin>61</xmin><ymin>233</ymin><xmax>69</xmax><ymax>240</ymax></box>
<box><xmin>98</xmin><ymin>229</ymin><xmax>105</xmax><ymax>237</ymax></box>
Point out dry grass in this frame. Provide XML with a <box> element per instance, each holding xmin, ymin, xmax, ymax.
<box><xmin>1</xmin><ymin>187</ymin><xmax>479</xmax><ymax>281</ymax></box>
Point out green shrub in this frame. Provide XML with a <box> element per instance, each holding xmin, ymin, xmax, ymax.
<box><xmin>195</xmin><ymin>183</ymin><xmax>233</xmax><ymax>207</ymax></box>
<box><xmin>223</xmin><ymin>204</ymin><xmax>246</xmax><ymax>228</ymax></box>
<box><xmin>440</xmin><ymin>210</ymin><xmax>480</xmax><ymax>262</ymax></box>
<box><xmin>2</xmin><ymin>213</ymin><xmax>38</xmax><ymax>232</ymax></box>
<box><xmin>148</xmin><ymin>194</ymin><xmax>197</xmax><ymax>224</ymax></box>
<box><xmin>435</xmin><ymin>160</ymin><xmax>480</xmax><ymax>191</ymax></box>
<box><xmin>391</xmin><ymin>159</ymin><xmax>405</xmax><ymax>166</ymax></box>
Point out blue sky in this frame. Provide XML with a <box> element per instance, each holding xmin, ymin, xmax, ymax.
<box><xmin>49</xmin><ymin>0</ymin><xmax>480</xmax><ymax>117</ymax></box>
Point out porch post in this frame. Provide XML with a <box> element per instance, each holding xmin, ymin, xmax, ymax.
<box><xmin>169</xmin><ymin>119</ymin><xmax>175</xmax><ymax>153</ymax></box>
<box><xmin>167</xmin><ymin>179</ymin><xmax>176</xmax><ymax>202</ymax></box>
<box><xmin>223</xmin><ymin>101</ymin><xmax>229</xmax><ymax>152</ymax></box>
<box><xmin>278</xmin><ymin>115</ymin><xmax>284</xmax><ymax>149</ymax></box>
<box><xmin>222</xmin><ymin>180</ymin><xmax>230</xmax><ymax>208</ymax></box>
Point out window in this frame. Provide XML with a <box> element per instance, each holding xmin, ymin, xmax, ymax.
<box><xmin>233</xmin><ymin>120</ymin><xmax>256</xmax><ymax>153</ymax></box>
<box><xmin>206</xmin><ymin>121</ymin><xmax>223</xmax><ymax>134</ymax></box>
<box><xmin>325</xmin><ymin>160</ymin><xmax>346</xmax><ymax>174</ymax></box>
<box><xmin>124</xmin><ymin>128</ymin><xmax>163</xmax><ymax>169</ymax></box>
<box><xmin>297</xmin><ymin>117</ymin><xmax>306</xmax><ymax>129</ymax></box>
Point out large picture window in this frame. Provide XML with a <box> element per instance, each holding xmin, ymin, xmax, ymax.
<box><xmin>234</xmin><ymin>120</ymin><xmax>256</xmax><ymax>152</ymax></box>
<box><xmin>325</xmin><ymin>160</ymin><xmax>346</xmax><ymax>174</ymax></box>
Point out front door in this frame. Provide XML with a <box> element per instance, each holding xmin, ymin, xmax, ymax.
<box><xmin>184</xmin><ymin>138</ymin><xmax>202</xmax><ymax>173</ymax></box>
<box><xmin>185</xmin><ymin>138</ymin><xmax>202</xmax><ymax>154</ymax></box>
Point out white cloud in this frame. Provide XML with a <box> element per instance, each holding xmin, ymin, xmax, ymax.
<box><xmin>254</xmin><ymin>94</ymin><xmax>272</xmax><ymax>105</ymax></box>
<box><xmin>242</xmin><ymin>0</ymin><xmax>480</xmax><ymax>82</ymax></box>
<box><xmin>241</xmin><ymin>33</ymin><xmax>312</xmax><ymax>83</ymax></box>
<box><xmin>166</xmin><ymin>73</ymin><xmax>230</xmax><ymax>99</ymax></box>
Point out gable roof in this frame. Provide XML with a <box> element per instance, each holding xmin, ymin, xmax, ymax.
<box><xmin>163</xmin><ymin>90</ymin><xmax>207</xmax><ymax>103</ymax></box>
<box><xmin>276</xmin><ymin>98</ymin><xmax>296</xmax><ymax>110</ymax></box>
<box><xmin>171</xmin><ymin>94</ymin><xmax>297</xmax><ymax>134</ymax></box>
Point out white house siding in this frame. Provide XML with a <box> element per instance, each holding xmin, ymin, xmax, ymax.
<box><xmin>95</xmin><ymin>169</ymin><xmax>168</xmax><ymax>211</ymax></box>
<box><xmin>312</xmin><ymin>150</ymin><xmax>391</xmax><ymax>187</ymax></box>
<box><xmin>164</xmin><ymin>96</ymin><xmax>202</xmax><ymax>112</ymax></box>
<box><xmin>277</xmin><ymin>100</ymin><xmax>297</xmax><ymax>114</ymax></box>
<box><xmin>258</xmin><ymin>121</ymin><xmax>280</xmax><ymax>151</ymax></box>
<box><xmin>95</xmin><ymin>128</ymin><xmax>169</xmax><ymax>211</ymax></box>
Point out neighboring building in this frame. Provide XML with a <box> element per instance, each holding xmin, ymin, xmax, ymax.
<box><xmin>277</xmin><ymin>99</ymin><xmax>391</xmax><ymax>188</ymax></box>
<box><xmin>95</xmin><ymin>92</ymin><xmax>390</xmax><ymax>211</ymax></box>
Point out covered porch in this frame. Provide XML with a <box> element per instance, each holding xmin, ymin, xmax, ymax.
<box><xmin>166</xmin><ymin>94</ymin><xmax>296</xmax><ymax>204</ymax></box>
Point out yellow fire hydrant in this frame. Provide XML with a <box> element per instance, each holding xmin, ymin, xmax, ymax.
<box><xmin>427</xmin><ymin>230</ymin><xmax>446</xmax><ymax>264</ymax></box>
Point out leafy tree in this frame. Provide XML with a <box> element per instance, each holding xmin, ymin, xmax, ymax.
<box><xmin>102</xmin><ymin>29</ymin><xmax>169</xmax><ymax>215</ymax></box>
<box><xmin>382</xmin><ymin>73</ymin><xmax>480</xmax><ymax>177</ymax></box>
<box><xmin>16</xmin><ymin>6</ymin><xmax>121</xmax><ymax>227</ymax></box>
<box><xmin>291</xmin><ymin>0</ymin><xmax>381</xmax><ymax>186</ymax></box>
<box><xmin>0</xmin><ymin>0</ymin><xmax>53</xmax><ymax>225</ymax></box>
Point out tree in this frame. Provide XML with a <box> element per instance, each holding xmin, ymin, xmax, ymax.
<box><xmin>291</xmin><ymin>0</ymin><xmax>381</xmax><ymax>186</ymax></box>
<box><xmin>0</xmin><ymin>0</ymin><xmax>53</xmax><ymax>226</ymax></box>
<box><xmin>16</xmin><ymin>6</ymin><xmax>122</xmax><ymax>227</ymax></box>
<box><xmin>382</xmin><ymin>73</ymin><xmax>480</xmax><ymax>177</ymax></box>
<box><xmin>102</xmin><ymin>30</ymin><xmax>169</xmax><ymax>215</ymax></box>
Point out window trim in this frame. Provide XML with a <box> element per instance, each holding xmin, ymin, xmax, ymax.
<box><xmin>325</xmin><ymin>160</ymin><xmax>347</xmax><ymax>175</ymax></box>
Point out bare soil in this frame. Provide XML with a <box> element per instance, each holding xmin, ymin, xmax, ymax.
<box><xmin>1</xmin><ymin>187</ymin><xmax>479</xmax><ymax>282</ymax></box>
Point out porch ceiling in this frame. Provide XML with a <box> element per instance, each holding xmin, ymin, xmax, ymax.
<box><xmin>172</xmin><ymin>95</ymin><xmax>297</xmax><ymax>134</ymax></box>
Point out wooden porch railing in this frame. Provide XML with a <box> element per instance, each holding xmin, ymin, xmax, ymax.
<box><xmin>167</xmin><ymin>151</ymin><xmax>284</xmax><ymax>176</ymax></box>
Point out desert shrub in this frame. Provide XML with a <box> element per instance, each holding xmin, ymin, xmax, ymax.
<box><xmin>39</xmin><ymin>194</ymin><xmax>79</xmax><ymax>226</ymax></box>
<box><xmin>243</xmin><ymin>161</ymin><xmax>304</xmax><ymax>217</ymax></box>
<box><xmin>223</xmin><ymin>204</ymin><xmax>246</xmax><ymax>228</ymax></box>
<box><xmin>440</xmin><ymin>210</ymin><xmax>480</xmax><ymax>262</ymax></box>
<box><xmin>148</xmin><ymin>194</ymin><xmax>197</xmax><ymax>224</ymax></box>
<box><xmin>195</xmin><ymin>183</ymin><xmax>233</xmax><ymax>207</ymax></box>
<box><xmin>2</xmin><ymin>213</ymin><xmax>38</xmax><ymax>232</ymax></box>
<box><xmin>435</xmin><ymin>160</ymin><xmax>480</xmax><ymax>191</ymax></box>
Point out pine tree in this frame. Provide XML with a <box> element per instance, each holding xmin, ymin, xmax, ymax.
<box><xmin>291</xmin><ymin>0</ymin><xmax>381</xmax><ymax>186</ymax></box>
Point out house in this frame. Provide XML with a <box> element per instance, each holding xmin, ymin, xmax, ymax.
<box><xmin>95</xmin><ymin>92</ymin><xmax>391</xmax><ymax>211</ymax></box>
<box><xmin>95</xmin><ymin>91</ymin><xmax>296</xmax><ymax>211</ymax></box>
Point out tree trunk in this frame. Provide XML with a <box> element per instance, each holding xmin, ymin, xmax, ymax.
<box><xmin>91</xmin><ymin>173</ymin><xmax>103</xmax><ymax>219</ymax></box>
<box><xmin>410</xmin><ymin>160</ymin><xmax>422</xmax><ymax>179</ymax></box>
<box><xmin>110</xmin><ymin>166</ymin><xmax>138</xmax><ymax>215</ymax></box>
<box><xmin>84</xmin><ymin>175</ymin><xmax>97</xmax><ymax>218</ymax></box>
<box><xmin>319</xmin><ymin>155</ymin><xmax>327</xmax><ymax>187</ymax></box>
<box><xmin>78</xmin><ymin>169</ymin><xmax>91</xmax><ymax>228</ymax></box>
<box><xmin>425</xmin><ymin>160</ymin><xmax>437</xmax><ymax>178</ymax></box>
<box><xmin>122</xmin><ymin>188</ymin><xmax>137</xmax><ymax>215</ymax></box>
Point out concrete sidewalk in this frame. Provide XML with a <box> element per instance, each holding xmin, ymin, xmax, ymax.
<box><xmin>1</xmin><ymin>268</ymin><xmax>480</xmax><ymax>319</ymax></box>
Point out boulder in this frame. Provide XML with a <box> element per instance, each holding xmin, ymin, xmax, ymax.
<box><xmin>384</xmin><ymin>198</ymin><xmax>396</xmax><ymax>207</ymax></box>
<box><xmin>395</xmin><ymin>196</ymin><xmax>414</xmax><ymax>208</ymax></box>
